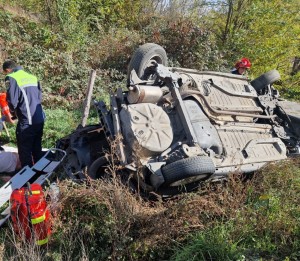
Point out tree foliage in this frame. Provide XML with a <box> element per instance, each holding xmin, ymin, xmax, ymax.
<box><xmin>0</xmin><ymin>0</ymin><xmax>299</xmax><ymax>100</ymax></box>
<box><xmin>234</xmin><ymin>0</ymin><xmax>300</xmax><ymax>97</ymax></box>
<box><xmin>206</xmin><ymin>0</ymin><xmax>300</xmax><ymax>98</ymax></box>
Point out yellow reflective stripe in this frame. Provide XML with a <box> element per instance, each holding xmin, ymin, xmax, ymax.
<box><xmin>25</xmin><ymin>190</ymin><xmax>41</xmax><ymax>195</ymax></box>
<box><xmin>36</xmin><ymin>237</ymin><xmax>48</xmax><ymax>245</ymax></box>
<box><xmin>31</xmin><ymin>213</ymin><xmax>46</xmax><ymax>224</ymax></box>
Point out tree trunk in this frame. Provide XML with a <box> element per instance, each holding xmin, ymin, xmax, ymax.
<box><xmin>291</xmin><ymin>57</ymin><xmax>300</xmax><ymax>75</ymax></box>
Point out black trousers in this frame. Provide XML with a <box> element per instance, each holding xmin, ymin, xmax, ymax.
<box><xmin>16</xmin><ymin>122</ymin><xmax>44</xmax><ymax>168</ymax></box>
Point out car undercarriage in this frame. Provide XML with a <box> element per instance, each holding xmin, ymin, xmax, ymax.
<box><xmin>56</xmin><ymin>43</ymin><xmax>300</xmax><ymax>196</ymax></box>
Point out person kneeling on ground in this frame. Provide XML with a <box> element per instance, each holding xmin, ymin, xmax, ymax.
<box><xmin>0</xmin><ymin>151</ymin><xmax>21</xmax><ymax>182</ymax></box>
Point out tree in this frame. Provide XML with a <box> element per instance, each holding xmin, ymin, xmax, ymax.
<box><xmin>233</xmin><ymin>0</ymin><xmax>300</xmax><ymax>77</ymax></box>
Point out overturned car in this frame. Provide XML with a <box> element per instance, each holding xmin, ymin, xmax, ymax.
<box><xmin>57</xmin><ymin>43</ymin><xmax>300</xmax><ymax>195</ymax></box>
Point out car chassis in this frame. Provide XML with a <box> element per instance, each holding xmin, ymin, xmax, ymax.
<box><xmin>57</xmin><ymin>43</ymin><xmax>300</xmax><ymax>195</ymax></box>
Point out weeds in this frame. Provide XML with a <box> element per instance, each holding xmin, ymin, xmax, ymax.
<box><xmin>171</xmin><ymin>158</ymin><xmax>300</xmax><ymax>261</ymax></box>
<box><xmin>1</xmin><ymin>158</ymin><xmax>299</xmax><ymax>260</ymax></box>
<box><xmin>48</xmin><ymin>179</ymin><xmax>147</xmax><ymax>260</ymax></box>
<box><xmin>0</xmin><ymin>221</ymin><xmax>48</xmax><ymax>261</ymax></box>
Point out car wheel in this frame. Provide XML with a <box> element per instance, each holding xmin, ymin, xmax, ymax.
<box><xmin>161</xmin><ymin>156</ymin><xmax>215</xmax><ymax>187</ymax></box>
<box><xmin>250</xmin><ymin>70</ymin><xmax>281</xmax><ymax>91</ymax></box>
<box><xmin>127</xmin><ymin>43</ymin><xmax>168</xmax><ymax>81</ymax></box>
<box><xmin>88</xmin><ymin>156</ymin><xmax>110</xmax><ymax>180</ymax></box>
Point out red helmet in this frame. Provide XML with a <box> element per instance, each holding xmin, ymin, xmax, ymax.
<box><xmin>235</xmin><ymin>57</ymin><xmax>251</xmax><ymax>69</ymax></box>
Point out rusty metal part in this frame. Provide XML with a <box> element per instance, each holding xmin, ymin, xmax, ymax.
<box><xmin>127</xmin><ymin>85</ymin><xmax>163</xmax><ymax>104</ymax></box>
<box><xmin>110</xmin><ymin>94</ymin><xmax>127</xmax><ymax>165</ymax></box>
<box><xmin>182</xmin><ymin>90</ymin><xmax>276</xmax><ymax>119</ymax></box>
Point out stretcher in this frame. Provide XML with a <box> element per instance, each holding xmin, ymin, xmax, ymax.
<box><xmin>0</xmin><ymin>148</ymin><xmax>66</xmax><ymax>227</ymax></box>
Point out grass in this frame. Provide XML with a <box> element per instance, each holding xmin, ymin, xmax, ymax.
<box><xmin>1</xmin><ymin>158</ymin><xmax>299</xmax><ymax>260</ymax></box>
<box><xmin>170</xmin><ymin>159</ymin><xmax>300</xmax><ymax>261</ymax></box>
<box><xmin>0</xmin><ymin>107</ymin><xmax>299</xmax><ymax>260</ymax></box>
<box><xmin>171</xmin><ymin>224</ymin><xmax>244</xmax><ymax>261</ymax></box>
<box><xmin>42</xmin><ymin>108</ymin><xmax>81</xmax><ymax>149</ymax></box>
<box><xmin>1</xmin><ymin>105</ymin><xmax>100</xmax><ymax>149</ymax></box>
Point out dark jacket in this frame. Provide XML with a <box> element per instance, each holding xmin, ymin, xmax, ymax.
<box><xmin>231</xmin><ymin>68</ymin><xmax>241</xmax><ymax>75</ymax></box>
<box><xmin>5</xmin><ymin>66</ymin><xmax>45</xmax><ymax>125</ymax></box>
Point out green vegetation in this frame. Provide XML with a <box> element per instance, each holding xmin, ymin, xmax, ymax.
<box><xmin>171</xmin><ymin>225</ymin><xmax>244</xmax><ymax>261</ymax></box>
<box><xmin>0</xmin><ymin>0</ymin><xmax>299</xmax><ymax>260</ymax></box>
<box><xmin>0</xmin><ymin>159</ymin><xmax>299</xmax><ymax>260</ymax></box>
<box><xmin>3</xmin><ymin>107</ymin><xmax>87</xmax><ymax>148</ymax></box>
<box><xmin>1</xmin><ymin>0</ymin><xmax>299</xmax><ymax>104</ymax></box>
<box><xmin>171</xmin><ymin>159</ymin><xmax>300</xmax><ymax>260</ymax></box>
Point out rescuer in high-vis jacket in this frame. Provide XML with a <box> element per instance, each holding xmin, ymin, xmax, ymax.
<box><xmin>3</xmin><ymin>60</ymin><xmax>45</xmax><ymax>168</ymax></box>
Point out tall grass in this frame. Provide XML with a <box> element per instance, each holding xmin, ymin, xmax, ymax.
<box><xmin>171</xmin><ymin>159</ymin><xmax>300</xmax><ymax>261</ymax></box>
<box><xmin>1</xmin><ymin>158</ymin><xmax>299</xmax><ymax>260</ymax></box>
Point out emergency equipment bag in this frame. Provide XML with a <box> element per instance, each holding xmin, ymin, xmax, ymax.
<box><xmin>9</xmin><ymin>183</ymin><xmax>51</xmax><ymax>246</ymax></box>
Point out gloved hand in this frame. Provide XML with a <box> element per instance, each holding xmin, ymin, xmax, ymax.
<box><xmin>1</xmin><ymin>115</ymin><xmax>6</xmax><ymax>122</ymax></box>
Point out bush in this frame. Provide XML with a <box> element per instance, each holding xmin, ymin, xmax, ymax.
<box><xmin>139</xmin><ymin>17</ymin><xmax>226</xmax><ymax>71</ymax></box>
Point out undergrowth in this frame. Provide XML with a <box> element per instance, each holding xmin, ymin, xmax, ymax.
<box><xmin>171</xmin><ymin>159</ymin><xmax>300</xmax><ymax>261</ymax></box>
<box><xmin>1</xmin><ymin>158</ymin><xmax>299</xmax><ymax>260</ymax></box>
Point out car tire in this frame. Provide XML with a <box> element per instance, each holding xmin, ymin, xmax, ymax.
<box><xmin>250</xmin><ymin>70</ymin><xmax>281</xmax><ymax>91</ymax></box>
<box><xmin>127</xmin><ymin>43</ymin><xmax>168</xmax><ymax>81</ymax></box>
<box><xmin>88</xmin><ymin>156</ymin><xmax>110</xmax><ymax>180</ymax></box>
<box><xmin>161</xmin><ymin>156</ymin><xmax>215</xmax><ymax>187</ymax></box>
